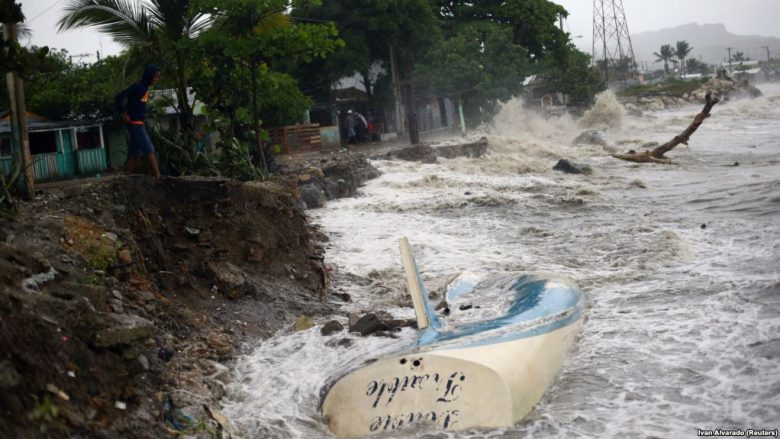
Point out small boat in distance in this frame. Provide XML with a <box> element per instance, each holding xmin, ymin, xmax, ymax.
<box><xmin>321</xmin><ymin>237</ymin><xmax>585</xmax><ymax>438</ymax></box>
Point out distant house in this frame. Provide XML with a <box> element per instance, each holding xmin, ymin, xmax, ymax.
<box><xmin>0</xmin><ymin>111</ymin><xmax>108</xmax><ymax>182</ymax></box>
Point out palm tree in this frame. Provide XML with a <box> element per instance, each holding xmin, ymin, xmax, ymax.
<box><xmin>675</xmin><ymin>40</ymin><xmax>693</xmax><ymax>77</ymax></box>
<box><xmin>732</xmin><ymin>51</ymin><xmax>747</xmax><ymax>62</ymax></box>
<box><xmin>57</xmin><ymin>0</ymin><xmax>211</xmax><ymax>147</ymax></box>
<box><xmin>654</xmin><ymin>44</ymin><xmax>678</xmax><ymax>78</ymax></box>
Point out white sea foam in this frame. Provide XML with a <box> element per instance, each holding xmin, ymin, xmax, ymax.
<box><xmin>223</xmin><ymin>84</ymin><xmax>780</xmax><ymax>438</ymax></box>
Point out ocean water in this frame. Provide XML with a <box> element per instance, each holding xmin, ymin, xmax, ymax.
<box><xmin>223</xmin><ymin>85</ymin><xmax>780</xmax><ymax>438</ymax></box>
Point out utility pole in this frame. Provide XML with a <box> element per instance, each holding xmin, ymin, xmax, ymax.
<box><xmin>761</xmin><ymin>46</ymin><xmax>771</xmax><ymax>61</ymax></box>
<box><xmin>2</xmin><ymin>21</ymin><xmax>34</xmax><ymax>200</ymax></box>
<box><xmin>727</xmin><ymin>47</ymin><xmax>733</xmax><ymax>72</ymax></box>
<box><xmin>592</xmin><ymin>0</ymin><xmax>637</xmax><ymax>83</ymax></box>
<box><xmin>389</xmin><ymin>44</ymin><xmax>405</xmax><ymax>137</ymax></box>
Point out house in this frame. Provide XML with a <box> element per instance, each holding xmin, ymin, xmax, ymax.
<box><xmin>0</xmin><ymin>111</ymin><xmax>108</xmax><ymax>182</ymax></box>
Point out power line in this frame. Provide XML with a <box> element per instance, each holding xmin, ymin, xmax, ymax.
<box><xmin>26</xmin><ymin>0</ymin><xmax>66</xmax><ymax>24</ymax></box>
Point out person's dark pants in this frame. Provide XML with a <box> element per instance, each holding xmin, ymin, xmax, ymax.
<box><xmin>128</xmin><ymin>124</ymin><xmax>155</xmax><ymax>156</ymax></box>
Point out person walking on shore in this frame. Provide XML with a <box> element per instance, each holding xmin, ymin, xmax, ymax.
<box><xmin>115</xmin><ymin>64</ymin><xmax>162</xmax><ymax>177</ymax></box>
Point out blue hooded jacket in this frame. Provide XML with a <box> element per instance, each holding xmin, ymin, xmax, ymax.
<box><xmin>115</xmin><ymin>64</ymin><xmax>160</xmax><ymax>122</ymax></box>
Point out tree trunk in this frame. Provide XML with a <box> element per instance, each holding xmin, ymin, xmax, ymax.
<box><xmin>251</xmin><ymin>60</ymin><xmax>268</xmax><ymax>173</ymax></box>
<box><xmin>613</xmin><ymin>93</ymin><xmax>720</xmax><ymax>164</ymax></box>
<box><xmin>175</xmin><ymin>52</ymin><xmax>194</xmax><ymax>151</ymax></box>
<box><xmin>3</xmin><ymin>22</ymin><xmax>33</xmax><ymax>200</ymax></box>
<box><xmin>361</xmin><ymin>70</ymin><xmax>373</xmax><ymax>100</ymax></box>
<box><xmin>389</xmin><ymin>44</ymin><xmax>404</xmax><ymax>135</ymax></box>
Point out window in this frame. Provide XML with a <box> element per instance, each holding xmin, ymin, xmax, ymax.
<box><xmin>0</xmin><ymin>136</ymin><xmax>11</xmax><ymax>158</ymax></box>
<box><xmin>75</xmin><ymin>126</ymin><xmax>102</xmax><ymax>150</ymax></box>
<box><xmin>29</xmin><ymin>131</ymin><xmax>57</xmax><ymax>155</ymax></box>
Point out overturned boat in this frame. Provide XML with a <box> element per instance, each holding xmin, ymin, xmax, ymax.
<box><xmin>321</xmin><ymin>237</ymin><xmax>585</xmax><ymax>438</ymax></box>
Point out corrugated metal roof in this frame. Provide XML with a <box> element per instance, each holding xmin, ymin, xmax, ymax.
<box><xmin>0</xmin><ymin>119</ymin><xmax>102</xmax><ymax>134</ymax></box>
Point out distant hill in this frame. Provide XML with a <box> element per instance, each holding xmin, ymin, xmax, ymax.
<box><xmin>631</xmin><ymin>23</ymin><xmax>780</xmax><ymax>68</ymax></box>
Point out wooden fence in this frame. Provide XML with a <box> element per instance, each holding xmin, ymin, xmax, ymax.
<box><xmin>267</xmin><ymin>124</ymin><xmax>322</xmax><ymax>155</ymax></box>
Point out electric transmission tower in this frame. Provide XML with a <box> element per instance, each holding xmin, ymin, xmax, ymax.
<box><xmin>592</xmin><ymin>0</ymin><xmax>637</xmax><ymax>82</ymax></box>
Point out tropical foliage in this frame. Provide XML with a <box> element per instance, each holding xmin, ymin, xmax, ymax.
<box><xmin>675</xmin><ymin>41</ymin><xmax>693</xmax><ymax>76</ymax></box>
<box><xmin>5</xmin><ymin>0</ymin><xmax>605</xmax><ymax>181</ymax></box>
<box><xmin>654</xmin><ymin>44</ymin><xmax>678</xmax><ymax>78</ymax></box>
<box><xmin>58</xmin><ymin>0</ymin><xmax>212</xmax><ymax>149</ymax></box>
<box><xmin>416</xmin><ymin>21</ymin><xmax>528</xmax><ymax>124</ymax></box>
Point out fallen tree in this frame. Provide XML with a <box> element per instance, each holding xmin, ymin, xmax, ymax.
<box><xmin>613</xmin><ymin>92</ymin><xmax>720</xmax><ymax>164</ymax></box>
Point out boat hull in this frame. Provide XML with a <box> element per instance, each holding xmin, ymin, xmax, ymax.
<box><xmin>321</xmin><ymin>318</ymin><xmax>583</xmax><ymax>438</ymax></box>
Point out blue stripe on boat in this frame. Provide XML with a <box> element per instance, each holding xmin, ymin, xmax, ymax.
<box><xmin>418</xmin><ymin>274</ymin><xmax>584</xmax><ymax>349</ymax></box>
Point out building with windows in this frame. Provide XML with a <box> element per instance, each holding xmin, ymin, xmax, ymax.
<box><xmin>0</xmin><ymin>111</ymin><xmax>108</xmax><ymax>182</ymax></box>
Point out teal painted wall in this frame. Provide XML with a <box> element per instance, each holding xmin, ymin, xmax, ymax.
<box><xmin>106</xmin><ymin>128</ymin><xmax>128</xmax><ymax>170</ymax></box>
<box><xmin>58</xmin><ymin>129</ymin><xmax>76</xmax><ymax>176</ymax></box>
<box><xmin>76</xmin><ymin>148</ymin><xmax>107</xmax><ymax>175</ymax></box>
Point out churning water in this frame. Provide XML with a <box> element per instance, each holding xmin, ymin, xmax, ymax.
<box><xmin>223</xmin><ymin>85</ymin><xmax>780</xmax><ymax>438</ymax></box>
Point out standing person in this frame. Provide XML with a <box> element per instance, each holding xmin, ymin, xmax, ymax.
<box><xmin>115</xmin><ymin>64</ymin><xmax>162</xmax><ymax>177</ymax></box>
<box><xmin>345</xmin><ymin>109</ymin><xmax>357</xmax><ymax>144</ymax></box>
<box><xmin>354</xmin><ymin>111</ymin><xmax>368</xmax><ymax>143</ymax></box>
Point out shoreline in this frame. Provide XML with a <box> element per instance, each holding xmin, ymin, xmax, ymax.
<box><xmin>0</xmin><ymin>137</ymin><xmax>487</xmax><ymax>438</ymax></box>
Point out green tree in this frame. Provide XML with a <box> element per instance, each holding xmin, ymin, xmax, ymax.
<box><xmin>23</xmin><ymin>50</ymin><xmax>128</xmax><ymax>120</ymax></box>
<box><xmin>546</xmin><ymin>48</ymin><xmax>604</xmax><ymax>106</ymax></box>
<box><xmin>57</xmin><ymin>0</ymin><xmax>212</xmax><ymax>148</ymax></box>
<box><xmin>291</xmin><ymin>0</ymin><xmax>439</xmax><ymax>121</ymax></box>
<box><xmin>675</xmin><ymin>40</ymin><xmax>693</xmax><ymax>76</ymax></box>
<box><xmin>194</xmin><ymin>0</ymin><xmax>341</xmax><ymax>171</ymax></box>
<box><xmin>654</xmin><ymin>44</ymin><xmax>678</xmax><ymax>78</ymax></box>
<box><xmin>416</xmin><ymin>21</ymin><xmax>528</xmax><ymax>124</ymax></box>
<box><xmin>433</xmin><ymin>0</ymin><xmax>568</xmax><ymax>63</ymax></box>
<box><xmin>732</xmin><ymin>51</ymin><xmax>747</xmax><ymax>62</ymax></box>
<box><xmin>685</xmin><ymin>58</ymin><xmax>709</xmax><ymax>75</ymax></box>
<box><xmin>431</xmin><ymin>0</ymin><xmax>593</xmax><ymax>105</ymax></box>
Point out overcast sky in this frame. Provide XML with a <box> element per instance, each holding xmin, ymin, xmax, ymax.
<box><xmin>19</xmin><ymin>0</ymin><xmax>780</xmax><ymax>63</ymax></box>
<box><xmin>555</xmin><ymin>0</ymin><xmax>780</xmax><ymax>52</ymax></box>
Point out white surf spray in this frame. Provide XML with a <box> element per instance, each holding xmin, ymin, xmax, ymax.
<box><xmin>579</xmin><ymin>90</ymin><xmax>626</xmax><ymax>131</ymax></box>
<box><xmin>223</xmin><ymin>84</ymin><xmax>780</xmax><ymax>438</ymax></box>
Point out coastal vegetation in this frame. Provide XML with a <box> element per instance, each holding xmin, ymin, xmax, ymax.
<box><xmin>2</xmin><ymin>0</ymin><xmax>601</xmax><ymax>178</ymax></box>
<box><xmin>619</xmin><ymin>77</ymin><xmax>708</xmax><ymax>98</ymax></box>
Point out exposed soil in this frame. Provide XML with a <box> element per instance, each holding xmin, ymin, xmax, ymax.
<box><xmin>0</xmin><ymin>138</ymin><xmax>486</xmax><ymax>438</ymax></box>
<box><xmin>0</xmin><ymin>175</ymin><xmax>333</xmax><ymax>438</ymax></box>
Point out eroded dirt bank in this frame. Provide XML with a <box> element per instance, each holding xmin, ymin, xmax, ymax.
<box><xmin>0</xmin><ymin>176</ymin><xmax>332</xmax><ymax>438</ymax></box>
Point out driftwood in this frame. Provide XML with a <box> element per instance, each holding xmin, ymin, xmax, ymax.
<box><xmin>613</xmin><ymin>93</ymin><xmax>720</xmax><ymax>164</ymax></box>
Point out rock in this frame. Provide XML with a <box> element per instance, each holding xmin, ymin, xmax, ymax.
<box><xmin>111</xmin><ymin>290</ymin><xmax>123</xmax><ymax>300</ymax></box>
<box><xmin>325</xmin><ymin>338</ymin><xmax>354</xmax><ymax>349</ymax></box>
<box><xmin>101</xmin><ymin>232</ymin><xmax>118</xmax><ymax>242</ymax></box>
<box><xmin>294</xmin><ymin>315</ymin><xmax>315</xmax><ymax>331</ymax></box>
<box><xmin>320</xmin><ymin>320</ymin><xmax>344</xmax><ymax>336</ymax></box>
<box><xmin>0</xmin><ymin>360</ymin><xmax>22</xmax><ymax>389</ymax></box>
<box><xmin>59</xmin><ymin>280</ymin><xmax>107</xmax><ymax>309</ymax></box>
<box><xmin>374</xmin><ymin>310</ymin><xmax>394</xmax><ymax>322</ymax></box>
<box><xmin>93</xmin><ymin>314</ymin><xmax>154</xmax><ymax>348</ymax></box>
<box><xmin>117</xmin><ymin>249</ymin><xmax>133</xmax><ymax>264</ymax></box>
<box><xmin>433</xmin><ymin>138</ymin><xmax>488</xmax><ymax>159</ymax></box>
<box><xmin>158</xmin><ymin>347</ymin><xmax>175</xmax><ymax>362</ymax></box>
<box><xmin>553</xmin><ymin>159</ymin><xmax>593</xmax><ymax>175</ymax></box>
<box><xmin>108</xmin><ymin>298</ymin><xmax>124</xmax><ymax>313</ymax></box>
<box><xmin>332</xmin><ymin>292</ymin><xmax>351</xmax><ymax>302</ymax></box>
<box><xmin>208</xmin><ymin>334</ymin><xmax>233</xmax><ymax>357</ymax></box>
<box><xmin>380</xmin><ymin>144</ymin><xmax>438</xmax><ymax>163</ymax></box>
<box><xmin>207</xmin><ymin>261</ymin><xmax>247</xmax><ymax>299</ymax></box>
<box><xmin>138</xmin><ymin>354</ymin><xmax>150</xmax><ymax>370</ymax></box>
<box><xmin>387</xmin><ymin>319</ymin><xmax>416</xmax><ymax>329</ymax></box>
<box><xmin>572</xmin><ymin>130</ymin><xmax>609</xmax><ymax>147</ymax></box>
<box><xmin>348</xmin><ymin>312</ymin><xmax>360</xmax><ymax>328</ymax></box>
<box><xmin>299</xmin><ymin>184</ymin><xmax>327</xmax><ymax>209</ymax></box>
<box><xmin>350</xmin><ymin>313</ymin><xmax>391</xmax><ymax>336</ymax></box>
